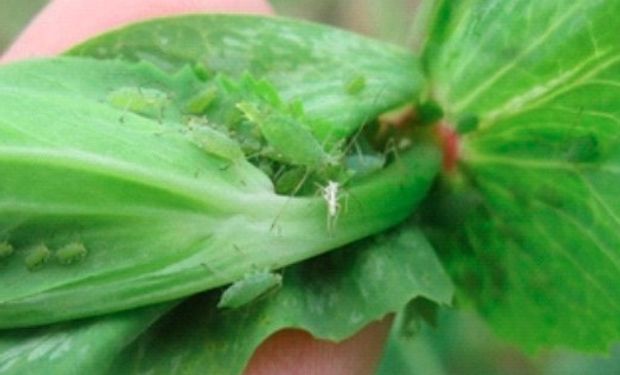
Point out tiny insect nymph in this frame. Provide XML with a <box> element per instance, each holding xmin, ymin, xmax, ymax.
<box><xmin>55</xmin><ymin>242</ymin><xmax>88</xmax><ymax>265</ymax></box>
<box><xmin>217</xmin><ymin>270</ymin><xmax>283</xmax><ymax>309</ymax></box>
<box><xmin>322</xmin><ymin>180</ymin><xmax>342</xmax><ymax>230</ymax></box>
<box><xmin>25</xmin><ymin>244</ymin><xmax>51</xmax><ymax>271</ymax></box>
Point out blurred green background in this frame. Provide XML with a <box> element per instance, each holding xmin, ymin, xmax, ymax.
<box><xmin>1</xmin><ymin>0</ymin><xmax>619</xmax><ymax>374</ymax></box>
<box><xmin>0</xmin><ymin>0</ymin><xmax>47</xmax><ymax>53</ymax></box>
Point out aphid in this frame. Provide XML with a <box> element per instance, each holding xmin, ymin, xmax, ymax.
<box><xmin>192</xmin><ymin>62</ymin><xmax>212</xmax><ymax>81</ymax></box>
<box><xmin>187</xmin><ymin>121</ymin><xmax>246</xmax><ymax>162</ymax></box>
<box><xmin>0</xmin><ymin>241</ymin><xmax>13</xmax><ymax>259</ymax></box>
<box><xmin>345</xmin><ymin>75</ymin><xmax>366</xmax><ymax>95</ymax></box>
<box><xmin>238</xmin><ymin>101</ymin><xmax>347</xmax><ymax>226</ymax></box>
<box><xmin>24</xmin><ymin>244</ymin><xmax>51</xmax><ymax>271</ymax></box>
<box><xmin>217</xmin><ymin>271</ymin><xmax>283</xmax><ymax>309</ymax></box>
<box><xmin>416</xmin><ymin>101</ymin><xmax>444</xmax><ymax>126</ymax></box>
<box><xmin>321</xmin><ymin>180</ymin><xmax>343</xmax><ymax>231</ymax></box>
<box><xmin>345</xmin><ymin>153</ymin><xmax>385</xmax><ymax>178</ymax></box>
<box><xmin>184</xmin><ymin>87</ymin><xmax>218</xmax><ymax>115</ymax></box>
<box><xmin>237</xmin><ymin>102</ymin><xmax>334</xmax><ymax>168</ymax></box>
<box><xmin>55</xmin><ymin>242</ymin><xmax>88</xmax><ymax>265</ymax></box>
<box><xmin>107</xmin><ymin>86</ymin><xmax>169</xmax><ymax>119</ymax></box>
<box><xmin>238</xmin><ymin>81</ymin><xmax>387</xmax><ymax>232</ymax></box>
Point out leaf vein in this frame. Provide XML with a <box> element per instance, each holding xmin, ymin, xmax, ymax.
<box><xmin>452</xmin><ymin>1</ymin><xmax>585</xmax><ymax>113</ymax></box>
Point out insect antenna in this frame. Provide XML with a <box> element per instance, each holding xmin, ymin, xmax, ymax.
<box><xmin>338</xmin><ymin>84</ymin><xmax>390</xmax><ymax>164</ymax></box>
<box><xmin>269</xmin><ymin>167</ymin><xmax>312</xmax><ymax>232</ymax></box>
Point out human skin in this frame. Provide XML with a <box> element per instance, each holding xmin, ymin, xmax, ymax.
<box><xmin>0</xmin><ymin>1</ymin><xmax>392</xmax><ymax>374</ymax></box>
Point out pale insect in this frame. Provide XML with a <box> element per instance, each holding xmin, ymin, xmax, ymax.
<box><xmin>315</xmin><ymin>87</ymin><xmax>389</xmax><ymax>231</ymax></box>
<box><xmin>24</xmin><ymin>244</ymin><xmax>51</xmax><ymax>271</ymax></box>
<box><xmin>217</xmin><ymin>270</ymin><xmax>283</xmax><ymax>309</ymax></box>
<box><xmin>107</xmin><ymin>86</ymin><xmax>169</xmax><ymax>119</ymax></box>
<box><xmin>321</xmin><ymin>180</ymin><xmax>347</xmax><ymax>232</ymax></box>
<box><xmin>0</xmin><ymin>241</ymin><xmax>13</xmax><ymax>259</ymax></box>
<box><xmin>238</xmin><ymin>102</ymin><xmax>340</xmax><ymax>230</ymax></box>
<box><xmin>322</xmin><ymin>180</ymin><xmax>341</xmax><ymax>217</ymax></box>
<box><xmin>55</xmin><ymin>242</ymin><xmax>88</xmax><ymax>265</ymax></box>
<box><xmin>239</xmin><ymin>79</ymin><xmax>385</xmax><ymax>232</ymax></box>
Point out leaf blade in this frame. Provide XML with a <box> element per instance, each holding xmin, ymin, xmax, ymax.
<box><xmin>422</xmin><ymin>0</ymin><xmax>620</xmax><ymax>351</ymax></box>
<box><xmin>108</xmin><ymin>227</ymin><xmax>453</xmax><ymax>375</ymax></box>
<box><xmin>0</xmin><ymin>56</ymin><xmax>438</xmax><ymax>328</ymax></box>
<box><xmin>0</xmin><ymin>305</ymin><xmax>169</xmax><ymax>375</ymax></box>
<box><xmin>68</xmin><ymin>14</ymin><xmax>425</xmax><ymax>142</ymax></box>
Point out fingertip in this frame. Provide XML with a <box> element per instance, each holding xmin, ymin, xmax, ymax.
<box><xmin>244</xmin><ymin>317</ymin><xmax>393</xmax><ymax>375</ymax></box>
<box><xmin>1</xmin><ymin>0</ymin><xmax>272</xmax><ymax>62</ymax></box>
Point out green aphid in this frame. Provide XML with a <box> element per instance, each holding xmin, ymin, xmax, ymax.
<box><xmin>184</xmin><ymin>87</ymin><xmax>218</xmax><ymax>115</ymax></box>
<box><xmin>237</xmin><ymin>102</ymin><xmax>332</xmax><ymax>168</ymax></box>
<box><xmin>417</xmin><ymin>101</ymin><xmax>444</xmax><ymax>125</ymax></box>
<box><xmin>0</xmin><ymin>241</ymin><xmax>14</xmax><ymax>259</ymax></box>
<box><xmin>345</xmin><ymin>153</ymin><xmax>386</xmax><ymax>177</ymax></box>
<box><xmin>107</xmin><ymin>86</ymin><xmax>169</xmax><ymax>118</ymax></box>
<box><xmin>217</xmin><ymin>271</ymin><xmax>283</xmax><ymax>309</ymax></box>
<box><xmin>192</xmin><ymin>62</ymin><xmax>212</xmax><ymax>81</ymax></box>
<box><xmin>56</xmin><ymin>242</ymin><xmax>88</xmax><ymax>265</ymax></box>
<box><xmin>345</xmin><ymin>75</ymin><xmax>366</xmax><ymax>95</ymax></box>
<box><xmin>238</xmin><ymin>73</ymin><xmax>282</xmax><ymax>107</ymax></box>
<box><xmin>25</xmin><ymin>244</ymin><xmax>51</xmax><ymax>271</ymax></box>
<box><xmin>189</xmin><ymin>124</ymin><xmax>246</xmax><ymax>162</ymax></box>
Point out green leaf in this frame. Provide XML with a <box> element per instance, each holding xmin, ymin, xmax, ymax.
<box><xmin>0</xmin><ymin>56</ymin><xmax>438</xmax><ymax>328</ymax></box>
<box><xmin>107</xmin><ymin>227</ymin><xmax>453</xmax><ymax>375</ymax></box>
<box><xmin>377</xmin><ymin>323</ymin><xmax>446</xmax><ymax>375</ymax></box>
<box><xmin>421</xmin><ymin>0</ymin><xmax>620</xmax><ymax>351</ymax></box>
<box><xmin>67</xmin><ymin>14</ymin><xmax>424</xmax><ymax>142</ymax></box>
<box><xmin>0</xmin><ymin>14</ymin><xmax>445</xmax><ymax>374</ymax></box>
<box><xmin>0</xmin><ymin>305</ymin><xmax>168</xmax><ymax>375</ymax></box>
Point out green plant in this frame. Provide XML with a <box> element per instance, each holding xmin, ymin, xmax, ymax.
<box><xmin>0</xmin><ymin>0</ymin><xmax>619</xmax><ymax>373</ymax></box>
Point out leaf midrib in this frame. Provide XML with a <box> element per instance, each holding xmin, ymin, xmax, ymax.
<box><xmin>478</xmin><ymin>51</ymin><xmax>620</xmax><ymax>128</ymax></box>
<box><xmin>0</xmin><ymin>146</ymin><xmax>246</xmax><ymax>215</ymax></box>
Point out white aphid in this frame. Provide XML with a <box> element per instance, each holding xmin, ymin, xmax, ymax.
<box><xmin>322</xmin><ymin>180</ymin><xmax>341</xmax><ymax>230</ymax></box>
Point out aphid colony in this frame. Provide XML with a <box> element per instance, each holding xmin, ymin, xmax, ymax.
<box><xmin>106</xmin><ymin>72</ymin><xmax>400</xmax><ymax>230</ymax></box>
<box><xmin>0</xmin><ymin>240</ymin><xmax>87</xmax><ymax>271</ymax></box>
<box><xmin>104</xmin><ymin>72</ymin><xmax>412</xmax><ymax>310</ymax></box>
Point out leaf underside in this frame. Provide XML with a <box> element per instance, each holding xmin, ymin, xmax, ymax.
<box><xmin>109</xmin><ymin>228</ymin><xmax>453</xmax><ymax>375</ymax></box>
<box><xmin>68</xmin><ymin>14</ymin><xmax>424</xmax><ymax>143</ymax></box>
<box><xmin>0</xmin><ymin>14</ymin><xmax>453</xmax><ymax>375</ymax></box>
<box><xmin>0</xmin><ymin>305</ymin><xmax>168</xmax><ymax>375</ymax></box>
<box><xmin>0</xmin><ymin>53</ymin><xmax>438</xmax><ymax>328</ymax></box>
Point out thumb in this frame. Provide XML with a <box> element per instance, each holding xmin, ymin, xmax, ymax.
<box><xmin>1</xmin><ymin>0</ymin><xmax>272</xmax><ymax>62</ymax></box>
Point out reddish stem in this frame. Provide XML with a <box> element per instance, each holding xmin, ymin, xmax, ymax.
<box><xmin>435</xmin><ymin>123</ymin><xmax>460</xmax><ymax>172</ymax></box>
